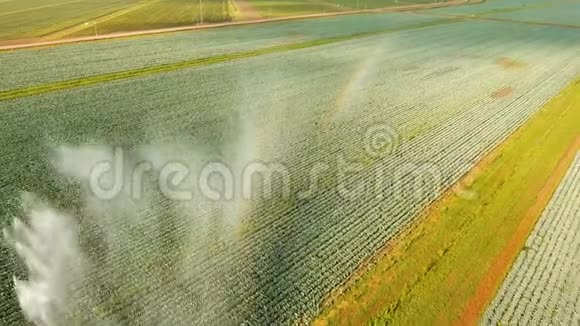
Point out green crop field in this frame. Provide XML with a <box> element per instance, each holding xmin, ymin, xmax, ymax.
<box><xmin>484</xmin><ymin>151</ymin><xmax>580</xmax><ymax>325</ymax></box>
<box><xmin>1</xmin><ymin>0</ymin><xmax>579</xmax><ymax>325</ymax></box>
<box><xmin>0</xmin><ymin>0</ymin><xmax>231</xmax><ymax>41</ymax></box>
<box><xmin>67</xmin><ymin>0</ymin><xmax>231</xmax><ymax>38</ymax></box>
<box><xmin>0</xmin><ymin>0</ymin><xmax>446</xmax><ymax>42</ymax></box>
<box><xmin>315</xmin><ymin>78</ymin><xmax>580</xmax><ymax>325</ymax></box>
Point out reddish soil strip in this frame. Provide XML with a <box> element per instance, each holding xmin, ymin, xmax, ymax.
<box><xmin>456</xmin><ymin>136</ymin><xmax>580</xmax><ymax>326</ymax></box>
<box><xmin>490</xmin><ymin>86</ymin><xmax>514</xmax><ymax>99</ymax></box>
<box><xmin>0</xmin><ymin>0</ymin><xmax>484</xmax><ymax>51</ymax></box>
<box><xmin>234</xmin><ymin>0</ymin><xmax>262</xmax><ymax>20</ymax></box>
<box><xmin>495</xmin><ymin>57</ymin><xmax>526</xmax><ymax>70</ymax></box>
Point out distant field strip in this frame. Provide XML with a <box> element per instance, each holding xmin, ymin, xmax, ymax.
<box><xmin>413</xmin><ymin>11</ymin><xmax>580</xmax><ymax>29</ymax></box>
<box><xmin>0</xmin><ymin>0</ymin><xmax>457</xmax><ymax>40</ymax></box>
<box><xmin>0</xmin><ymin>0</ymin><xmax>143</xmax><ymax>40</ymax></box>
<box><xmin>414</xmin><ymin>0</ymin><xmax>580</xmax><ymax>28</ymax></box>
<box><xmin>0</xmin><ymin>13</ymin><xmax>445</xmax><ymax>90</ymax></box>
<box><xmin>0</xmin><ymin>18</ymin><xmax>458</xmax><ymax>101</ymax></box>
<box><xmin>0</xmin><ymin>0</ymin><xmax>86</xmax><ymax>16</ymax></box>
<box><xmin>45</xmin><ymin>0</ymin><xmax>164</xmax><ymax>39</ymax></box>
<box><xmin>482</xmin><ymin>152</ymin><xmax>580</xmax><ymax>325</ymax></box>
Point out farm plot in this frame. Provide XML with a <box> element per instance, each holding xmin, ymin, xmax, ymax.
<box><xmin>0</xmin><ymin>0</ymin><xmax>235</xmax><ymax>41</ymax></box>
<box><xmin>244</xmin><ymin>0</ymin><xmax>346</xmax><ymax>18</ymax></box>
<box><xmin>226</xmin><ymin>0</ymin><xmax>437</xmax><ymax>18</ymax></box>
<box><xmin>67</xmin><ymin>0</ymin><xmax>232</xmax><ymax>37</ymax></box>
<box><xmin>1</xmin><ymin>16</ymin><xmax>579</xmax><ymax>325</ymax></box>
<box><xmin>316</xmin><ymin>72</ymin><xmax>580</xmax><ymax>326</ymax></box>
<box><xmin>0</xmin><ymin>0</ymin><xmax>143</xmax><ymax>41</ymax></box>
<box><xmin>422</xmin><ymin>0</ymin><xmax>557</xmax><ymax>16</ymax></box>
<box><xmin>483</xmin><ymin>153</ymin><xmax>580</xmax><ymax>326</ymax></box>
<box><xmin>486</xmin><ymin>2</ymin><xmax>580</xmax><ymax>27</ymax></box>
<box><xmin>0</xmin><ymin>12</ymin><xmax>443</xmax><ymax>91</ymax></box>
<box><xmin>0</xmin><ymin>0</ymin><xmax>447</xmax><ymax>41</ymax></box>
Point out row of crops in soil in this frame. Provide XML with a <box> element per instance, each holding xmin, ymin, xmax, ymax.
<box><xmin>0</xmin><ymin>12</ymin><xmax>443</xmax><ymax>91</ymax></box>
<box><xmin>2</xmin><ymin>0</ymin><xmax>573</xmax><ymax>92</ymax></box>
<box><xmin>1</xmin><ymin>13</ymin><xmax>579</xmax><ymax>324</ymax></box>
<box><xmin>483</xmin><ymin>153</ymin><xmax>580</xmax><ymax>325</ymax></box>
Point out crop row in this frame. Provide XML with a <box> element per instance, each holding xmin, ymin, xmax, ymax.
<box><xmin>1</xmin><ymin>12</ymin><xmax>580</xmax><ymax>326</ymax></box>
<box><xmin>483</xmin><ymin>153</ymin><xmax>580</xmax><ymax>325</ymax></box>
<box><xmin>0</xmin><ymin>12</ymin><xmax>443</xmax><ymax>92</ymax></box>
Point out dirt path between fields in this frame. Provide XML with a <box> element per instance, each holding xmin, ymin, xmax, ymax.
<box><xmin>0</xmin><ymin>0</ymin><xmax>483</xmax><ymax>51</ymax></box>
<box><xmin>233</xmin><ymin>0</ymin><xmax>262</xmax><ymax>20</ymax></box>
<box><xmin>456</xmin><ymin>136</ymin><xmax>580</xmax><ymax>326</ymax></box>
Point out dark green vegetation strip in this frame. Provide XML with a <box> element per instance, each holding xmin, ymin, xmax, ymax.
<box><xmin>0</xmin><ymin>18</ymin><xmax>459</xmax><ymax>102</ymax></box>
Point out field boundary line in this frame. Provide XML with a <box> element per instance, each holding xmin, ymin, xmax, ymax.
<box><xmin>456</xmin><ymin>135</ymin><xmax>580</xmax><ymax>325</ymax></box>
<box><xmin>0</xmin><ymin>18</ymin><xmax>462</xmax><ymax>102</ymax></box>
<box><xmin>0</xmin><ymin>0</ymin><xmax>483</xmax><ymax>51</ymax></box>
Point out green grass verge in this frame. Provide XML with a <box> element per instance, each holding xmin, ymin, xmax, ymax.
<box><xmin>0</xmin><ymin>18</ymin><xmax>458</xmax><ymax>102</ymax></box>
<box><xmin>314</xmin><ymin>78</ymin><xmax>580</xmax><ymax>325</ymax></box>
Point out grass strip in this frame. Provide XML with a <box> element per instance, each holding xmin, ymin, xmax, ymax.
<box><xmin>313</xmin><ymin>78</ymin><xmax>580</xmax><ymax>326</ymax></box>
<box><xmin>0</xmin><ymin>18</ymin><xmax>459</xmax><ymax>102</ymax></box>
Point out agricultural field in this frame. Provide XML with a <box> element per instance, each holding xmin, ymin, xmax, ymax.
<box><xmin>0</xmin><ymin>0</ymin><xmax>143</xmax><ymax>41</ymax></box>
<box><xmin>62</xmin><ymin>0</ymin><xmax>232</xmax><ymax>38</ymax></box>
<box><xmin>0</xmin><ymin>0</ymin><xmax>448</xmax><ymax>42</ymax></box>
<box><xmin>0</xmin><ymin>0</ymin><xmax>579</xmax><ymax>325</ymax></box>
<box><xmin>315</xmin><ymin>78</ymin><xmax>580</xmax><ymax>325</ymax></box>
<box><xmin>0</xmin><ymin>13</ymin><xmax>443</xmax><ymax>90</ymax></box>
<box><xmin>0</xmin><ymin>0</ymin><xmax>231</xmax><ymax>41</ymax></box>
<box><xmin>483</xmin><ymin>153</ymin><xmax>580</xmax><ymax>325</ymax></box>
<box><xmin>244</xmin><ymin>0</ymin><xmax>438</xmax><ymax>18</ymax></box>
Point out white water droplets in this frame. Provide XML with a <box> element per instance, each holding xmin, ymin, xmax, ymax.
<box><xmin>3</xmin><ymin>193</ymin><xmax>88</xmax><ymax>326</ymax></box>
